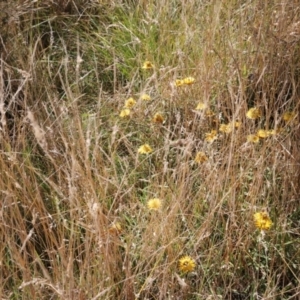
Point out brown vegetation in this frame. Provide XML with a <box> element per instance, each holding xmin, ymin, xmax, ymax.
<box><xmin>0</xmin><ymin>1</ymin><xmax>299</xmax><ymax>299</ymax></box>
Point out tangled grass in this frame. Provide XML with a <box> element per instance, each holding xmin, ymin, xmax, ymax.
<box><xmin>0</xmin><ymin>1</ymin><xmax>299</xmax><ymax>299</ymax></box>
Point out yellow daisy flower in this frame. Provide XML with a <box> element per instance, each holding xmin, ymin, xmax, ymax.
<box><xmin>219</xmin><ymin>123</ymin><xmax>233</xmax><ymax>133</ymax></box>
<box><xmin>147</xmin><ymin>198</ymin><xmax>162</xmax><ymax>211</ymax></box>
<box><xmin>246</xmin><ymin>107</ymin><xmax>261</xmax><ymax>119</ymax></box>
<box><xmin>247</xmin><ymin>134</ymin><xmax>260</xmax><ymax>143</ymax></box>
<box><xmin>138</xmin><ymin>144</ymin><xmax>153</xmax><ymax>154</ymax></box>
<box><xmin>283</xmin><ymin>111</ymin><xmax>297</xmax><ymax>122</ymax></box>
<box><xmin>256</xmin><ymin>129</ymin><xmax>270</xmax><ymax>138</ymax></box>
<box><xmin>267</xmin><ymin>128</ymin><xmax>282</xmax><ymax>135</ymax></box>
<box><xmin>142</xmin><ymin>61</ymin><xmax>154</xmax><ymax>70</ymax></box>
<box><xmin>196</xmin><ymin>102</ymin><xmax>207</xmax><ymax>110</ymax></box>
<box><xmin>141</xmin><ymin>94</ymin><xmax>151</xmax><ymax>101</ymax></box>
<box><xmin>205</xmin><ymin>130</ymin><xmax>217</xmax><ymax>142</ymax></box>
<box><xmin>205</xmin><ymin>109</ymin><xmax>215</xmax><ymax>117</ymax></box>
<box><xmin>119</xmin><ymin>108</ymin><xmax>131</xmax><ymax>118</ymax></box>
<box><xmin>109</xmin><ymin>222</ymin><xmax>122</xmax><ymax>234</ymax></box>
<box><xmin>178</xmin><ymin>256</ymin><xmax>196</xmax><ymax>273</ymax></box>
<box><xmin>254</xmin><ymin>211</ymin><xmax>273</xmax><ymax>230</ymax></box>
<box><xmin>125</xmin><ymin>97</ymin><xmax>136</xmax><ymax>108</ymax></box>
<box><xmin>183</xmin><ymin>76</ymin><xmax>195</xmax><ymax>85</ymax></box>
<box><xmin>175</xmin><ymin>79</ymin><xmax>185</xmax><ymax>87</ymax></box>
<box><xmin>195</xmin><ymin>151</ymin><xmax>208</xmax><ymax>163</ymax></box>
<box><xmin>233</xmin><ymin>121</ymin><xmax>241</xmax><ymax>128</ymax></box>
<box><xmin>152</xmin><ymin>112</ymin><xmax>165</xmax><ymax>124</ymax></box>
<box><xmin>267</xmin><ymin>129</ymin><xmax>276</xmax><ymax>135</ymax></box>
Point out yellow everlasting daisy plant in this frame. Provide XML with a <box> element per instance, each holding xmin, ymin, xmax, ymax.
<box><xmin>119</xmin><ymin>108</ymin><xmax>131</xmax><ymax>118</ymax></box>
<box><xmin>152</xmin><ymin>113</ymin><xmax>164</xmax><ymax>124</ymax></box>
<box><xmin>219</xmin><ymin>123</ymin><xmax>233</xmax><ymax>134</ymax></box>
<box><xmin>178</xmin><ymin>256</ymin><xmax>196</xmax><ymax>273</ymax></box>
<box><xmin>142</xmin><ymin>61</ymin><xmax>154</xmax><ymax>70</ymax></box>
<box><xmin>147</xmin><ymin>198</ymin><xmax>162</xmax><ymax>211</ymax></box>
<box><xmin>205</xmin><ymin>130</ymin><xmax>217</xmax><ymax>142</ymax></box>
<box><xmin>283</xmin><ymin>111</ymin><xmax>297</xmax><ymax>123</ymax></box>
<box><xmin>141</xmin><ymin>94</ymin><xmax>151</xmax><ymax>101</ymax></box>
<box><xmin>196</xmin><ymin>102</ymin><xmax>207</xmax><ymax>110</ymax></box>
<box><xmin>175</xmin><ymin>77</ymin><xmax>195</xmax><ymax>87</ymax></box>
<box><xmin>254</xmin><ymin>211</ymin><xmax>273</xmax><ymax>230</ymax></box>
<box><xmin>124</xmin><ymin>97</ymin><xmax>136</xmax><ymax>108</ymax></box>
<box><xmin>247</xmin><ymin>134</ymin><xmax>260</xmax><ymax>143</ymax></box>
<box><xmin>195</xmin><ymin>151</ymin><xmax>208</xmax><ymax>163</ymax></box>
<box><xmin>175</xmin><ymin>79</ymin><xmax>185</xmax><ymax>87</ymax></box>
<box><xmin>256</xmin><ymin>129</ymin><xmax>270</xmax><ymax>138</ymax></box>
<box><xmin>183</xmin><ymin>76</ymin><xmax>195</xmax><ymax>85</ymax></box>
<box><xmin>246</xmin><ymin>107</ymin><xmax>261</xmax><ymax>119</ymax></box>
<box><xmin>109</xmin><ymin>222</ymin><xmax>122</xmax><ymax>234</ymax></box>
<box><xmin>138</xmin><ymin>144</ymin><xmax>153</xmax><ymax>154</ymax></box>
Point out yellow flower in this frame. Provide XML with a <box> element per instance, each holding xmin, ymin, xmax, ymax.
<box><xmin>152</xmin><ymin>112</ymin><xmax>165</xmax><ymax>124</ymax></box>
<box><xmin>125</xmin><ymin>97</ymin><xmax>136</xmax><ymax>108</ymax></box>
<box><xmin>138</xmin><ymin>144</ymin><xmax>153</xmax><ymax>154</ymax></box>
<box><xmin>142</xmin><ymin>61</ymin><xmax>154</xmax><ymax>70</ymax></box>
<box><xmin>233</xmin><ymin>121</ymin><xmax>241</xmax><ymax>128</ymax></box>
<box><xmin>268</xmin><ymin>128</ymin><xmax>282</xmax><ymax>135</ymax></box>
<box><xmin>247</xmin><ymin>134</ymin><xmax>260</xmax><ymax>143</ymax></box>
<box><xmin>219</xmin><ymin>123</ymin><xmax>233</xmax><ymax>133</ymax></box>
<box><xmin>205</xmin><ymin>109</ymin><xmax>215</xmax><ymax>117</ymax></box>
<box><xmin>175</xmin><ymin>77</ymin><xmax>195</xmax><ymax>87</ymax></box>
<box><xmin>205</xmin><ymin>130</ymin><xmax>217</xmax><ymax>142</ymax></box>
<box><xmin>178</xmin><ymin>256</ymin><xmax>196</xmax><ymax>273</ymax></box>
<box><xmin>246</xmin><ymin>107</ymin><xmax>261</xmax><ymax>119</ymax></box>
<box><xmin>147</xmin><ymin>198</ymin><xmax>162</xmax><ymax>211</ymax></box>
<box><xmin>267</xmin><ymin>129</ymin><xmax>276</xmax><ymax>135</ymax></box>
<box><xmin>183</xmin><ymin>76</ymin><xmax>195</xmax><ymax>85</ymax></box>
<box><xmin>254</xmin><ymin>211</ymin><xmax>273</xmax><ymax>230</ymax></box>
<box><xmin>175</xmin><ymin>79</ymin><xmax>184</xmax><ymax>87</ymax></box>
<box><xmin>119</xmin><ymin>108</ymin><xmax>131</xmax><ymax>118</ymax></box>
<box><xmin>109</xmin><ymin>222</ymin><xmax>122</xmax><ymax>234</ymax></box>
<box><xmin>195</xmin><ymin>151</ymin><xmax>208</xmax><ymax>163</ymax></box>
<box><xmin>141</xmin><ymin>94</ymin><xmax>151</xmax><ymax>101</ymax></box>
<box><xmin>283</xmin><ymin>111</ymin><xmax>297</xmax><ymax>122</ymax></box>
<box><xmin>257</xmin><ymin>129</ymin><xmax>270</xmax><ymax>138</ymax></box>
<box><xmin>196</xmin><ymin>102</ymin><xmax>207</xmax><ymax>110</ymax></box>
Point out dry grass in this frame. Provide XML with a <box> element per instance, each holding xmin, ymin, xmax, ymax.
<box><xmin>0</xmin><ymin>0</ymin><xmax>300</xmax><ymax>299</ymax></box>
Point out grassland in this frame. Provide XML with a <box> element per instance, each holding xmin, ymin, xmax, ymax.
<box><xmin>0</xmin><ymin>0</ymin><xmax>300</xmax><ymax>299</ymax></box>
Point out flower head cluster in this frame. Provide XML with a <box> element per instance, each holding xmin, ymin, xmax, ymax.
<box><xmin>256</xmin><ymin>129</ymin><xmax>270</xmax><ymax>138</ymax></box>
<box><xmin>141</xmin><ymin>94</ymin><xmax>151</xmax><ymax>101</ymax></box>
<box><xmin>178</xmin><ymin>256</ymin><xmax>196</xmax><ymax>273</ymax></box>
<box><xmin>119</xmin><ymin>108</ymin><xmax>131</xmax><ymax>118</ymax></box>
<box><xmin>109</xmin><ymin>222</ymin><xmax>122</xmax><ymax>234</ymax></box>
<box><xmin>183</xmin><ymin>76</ymin><xmax>195</xmax><ymax>85</ymax></box>
<box><xmin>233</xmin><ymin>121</ymin><xmax>241</xmax><ymax>128</ymax></box>
<box><xmin>196</xmin><ymin>102</ymin><xmax>207</xmax><ymax>111</ymax></box>
<box><xmin>219</xmin><ymin>123</ymin><xmax>233</xmax><ymax>133</ymax></box>
<box><xmin>195</xmin><ymin>151</ymin><xmax>208</xmax><ymax>163</ymax></box>
<box><xmin>125</xmin><ymin>97</ymin><xmax>136</xmax><ymax>108</ymax></box>
<box><xmin>283</xmin><ymin>111</ymin><xmax>297</xmax><ymax>123</ymax></box>
<box><xmin>247</xmin><ymin>134</ymin><xmax>260</xmax><ymax>143</ymax></box>
<box><xmin>175</xmin><ymin>76</ymin><xmax>195</xmax><ymax>87</ymax></box>
<box><xmin>247</xmin><ymin>128</ymin><xmax>280</xmax><ymax>143</ymax></box>
<box><xmin>138</xmin><ymin>144</ymin><xmax>153</xmax><ymax>154</ymax></box>
<box><xmin>254</xmin><ymin>211</ymin><xmax>273</xmax><ymax>230</ymax></box>
<box><xmin>152</xmin><ymin>112</ymin><xmax>165</xmax><ymax>124</ymax></box>
<box><xmin>119</xmin><ymin>97</ymin><xmax>137</xmax><ymax>117</ymax></box>
<box><xmin>205</xmin><ymin>130</ymin><xmax>217</xmax><ymax>142</ymax></box>
<box><xmin>147</xmin><ymin>198</ymin><xmax>162</xmax><ymax>211</ymax></box>
<box><xmin>219</xmin><ymin>121</ymin><xmax>240</xmax><ymax>134</ymax></box>
<box><xmin>142</xmin><ymin>61</ymin><xmax>154</xmax><ymax>70</ymax></box>
<box><xmin>246</xmin><ymin>107</ymin><xmax>261</xmax><ymax>119</ymax></box>
<box><xmin>205</xmin><ymin>109</ymin><xmax>215</xmax><ymax>117</ymax></box>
